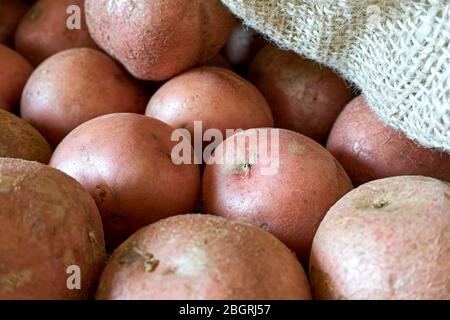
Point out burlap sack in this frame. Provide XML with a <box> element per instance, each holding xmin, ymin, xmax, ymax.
<box><xmin>222</xmin><ymin>0</ymin><xmax>450</xmax><ymax>152</ymax></box>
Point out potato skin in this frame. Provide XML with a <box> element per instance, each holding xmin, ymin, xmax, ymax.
<box><xmin>0</xmin><ymin>0</ymin><xmax>29</xmax><ymax>45</ymax></box>
<box><xmin>14</xmin><ymin>0</ymin><xmax>98</xmax><ymax>65</ymax></box>
<box><xmin>249</xmin><ymin>45</ymin><xmax>353</xmax><ymax>143</ymax></box>
<box><xmin>326</xmin><ymin>96</ymin><xmax>450</xmax><ymax>186</ymax></box>
<box><xmin>203</xmin><ymin>128</ymin><xmax>353</xmax><ymax>264</ymax></box>
<box><xmin>224</xmin><ymin>23</ymin><xmax>266</xmax><ymax>68</ymax></box>
<box><xmin>0</xmin><ymin>109</ymin><xmax>51</xmax><ymax>162</ymax></box>
<box><xmin>0</xmin><ymin>158</ymin><xmax>105</xmax><ymax>299</ymax></box>
<box><xmin>50</xmin><ymin>113</ymin><xmax>201</xmax><ymax>249</ymax></box>
<box><xmin>21</xmin><ymin>48</ymin><xmax>148</xmax><ymax>147</ymax></box>
<box><xmin>310</xmin><ymin>176</ymin><xmax>450</xmax><ymax>300</ymax></box>
<box><xmin>0</xmin><ymin>44</ymin><xmax>33</xmax><ymax>112</ymax></box>
<box><xmin>85</xmin><ymin>0</ymin><xmax>236</xmax><ymax>81</ymax></box>
<box><xmin>146</xmin><ymin>67</ymin><xmax>274</xmax><ymax>139</ymax></box>
<box><xmin>96</xmin><ymin>214</ymin><xmax>311</xmax><ymax>300</ymax></box>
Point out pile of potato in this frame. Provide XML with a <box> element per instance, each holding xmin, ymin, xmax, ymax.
<box><xmin>0</xmin><ymin>0</ymin><xmax>449</xmax><ymax>300</ymax></box>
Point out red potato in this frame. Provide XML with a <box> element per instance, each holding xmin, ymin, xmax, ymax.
<box><xmin>326</xmin><ymin>96</ymin><xmax>450</xmax><ymax>186</ymax></box>
<box><xmin>0</xmin><ymin>0</ymin><xmax>29</xmax><ymax>45</ymax></box>
<box><xmin>21</xmin><ymin>48</ymin><xmax>148</xmax><ymax>147</ymax></box>
<box><xmin>0</xmin><ymin>44</ymin><xmax>33</xmax><ymax>112</ymax></box>
<box><xmin>50</xmin><ymin>113</ymin><xmax>201</xmax><ymax>249</ymax></box>
<box><xmin>203</xmin><ymin>128</ymin><xmax>353</xmax><ymax>264</ymax></box>
<box><xmin>224</xmin><ymin>23</ymin><xmax>266</xmax><ymax>68</ymax></box>
<box><xmin>146</xmin><ymin>67</ymin><xmax>274</xmax><ymax>144</ymax></box>
<box><xmin>249</xmin><ymin>45</ymin><xmax>354</xmax><ymax>143</ymax></box>
<box><xmin>310</xmin><ymin>176</ymin><xmax>450</xmax><ymax>300</ymax></box>
<box><xmin>0</xmin><ymin>158</ymin><xmax>105</xmax><ymax>299</ymax></box>
<box><xmin>85</xmin><ymin>0</ymin><xmax>236</xmax><ymax>81</ymax></box>
<box><xmin>15</xmin><ymin>0</ymin><xmax>98</xmax><ymax>65</ymax></box>
<box><xmin>0</xmin><ymin>109</ymin><xmax>52</xmax><ymax>163</ymax></box>
<box><xmin>96</xmin><ymin>214</ymin><xmax>312</xmax><ymax>300</ymax></box>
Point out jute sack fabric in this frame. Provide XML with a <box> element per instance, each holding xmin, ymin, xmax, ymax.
<box><xmin>221</xmin><ymin>0</ymin><xmax>450</xmax><ymax>152</ymax></box>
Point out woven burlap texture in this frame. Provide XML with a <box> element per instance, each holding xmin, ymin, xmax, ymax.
<box><xmin>222</xmin><ymin>0</ymin><xmax>450</xmax><ymax>152</ymax></box>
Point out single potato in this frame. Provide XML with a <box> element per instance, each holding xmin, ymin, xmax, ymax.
<box><xmin>310</xmin><ymin>176</ymin><xmax>450</xmax><ymax>300</ymax></box>
<box><xmin>0</xmin><ymin>44</ymin><xmax>33</xmax><ymax>112</ymax></box>
<box><xmin>249</xmin><ymin>45</ymin><xmax>353</xmax><ymax>143</ymax></box>
<box><xmin>203</xmin><ymin>128</ymin><xmax>353</xmax><ymax>264</ymax></box>
<box><xmin>50</xmin><ymin>113</ymin><xmax>201</xmax><ymax>249</ymax></box>
<box><xmin>15</xmin><ymin>0</ymin><xmax>98</xmax><ymax>65</ymax></box>
<box><xmin>146</xmin><ymin>67</ymin><xmax>274</xmax><ymax>150</ymax></box>
<box><xmin>326</xmin><ymin>96</ymin><xmax>450</xmax><ymax>186</ymax></box>
<box><xmin>85</xmin><ymin>0</ymin><xmax>236</xmax><ymax>80</ymax></box>
<box><xmin>0</xmin><ymin>109</ymin><xmax>52</xmax><ymax>162</ymax></box>
<box><xmin>97</xmin><ymin>214</ymin><xmax>312</xmax><ymax>300</ymax></box>
<box><xmin>0</xmin><ymin>0</ymin><xmax>29</xmax><ymax>45</ymax></box>
<box><xmin>21</xmin><ymin>48</ymin><xmax>148</xmax><ymax>147</ymax></box>
<box><xmin>0</xmin><ymin>158</ymin><xmax>105</xmax><ymax>299</ymax></box>
<box><xmin>224</xmin><ymin>23</ymin><xmax>266</xmax><ymax>70</ymax></box>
